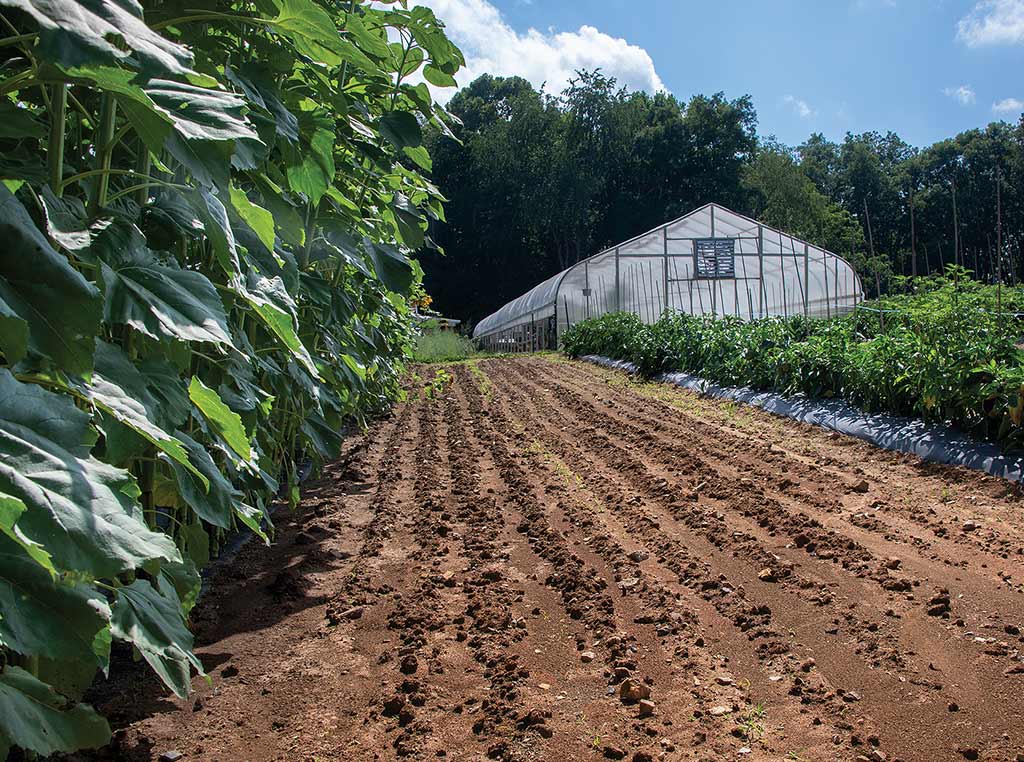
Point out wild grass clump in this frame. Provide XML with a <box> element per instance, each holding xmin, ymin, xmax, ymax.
<box><xmin>412</xmin><ymin>330</ymin><xmax>478</xmax><ymax>363</ymax></box>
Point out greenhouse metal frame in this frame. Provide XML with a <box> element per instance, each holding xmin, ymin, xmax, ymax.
<box><xmin>473</xmin><ymin>203</ymin><xmax>865</xmax><ymax>351</ymax></box>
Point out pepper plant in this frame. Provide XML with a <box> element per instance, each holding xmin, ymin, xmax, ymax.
<box><xmin>0</xmin><ymin>0</ymin><xmax>462</xmax><ymax>755</ymax></box>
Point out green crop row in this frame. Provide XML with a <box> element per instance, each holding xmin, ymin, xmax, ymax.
<box><xmin>562</xmin><ymin>272</ymin><xmax>1024</xmax><ymax>450</ymax></box>
<box><xmin>0</xmin><ymin>0</ymin><xmax>463</xmax><ymax>756</ymax></box>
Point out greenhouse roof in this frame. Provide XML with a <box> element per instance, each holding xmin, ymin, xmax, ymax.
<box><xmin>473</xmin><ymin>203</ymin><xmax>863</xmax><ymax>339</ymax></box>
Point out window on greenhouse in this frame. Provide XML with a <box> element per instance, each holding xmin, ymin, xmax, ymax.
<box><xmin>694</xmin><ymin>238</ymin><xmax>736</xmax><ymax>279</ymax></box>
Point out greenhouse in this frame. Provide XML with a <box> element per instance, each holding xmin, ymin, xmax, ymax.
<box><xmin>473</xmin><ymin>203</ymin><xmax>865</xmax><ymax>351</ymax></box>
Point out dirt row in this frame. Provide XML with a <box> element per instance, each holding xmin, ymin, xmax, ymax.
<box><xmin>84</xmin><ymin>356</ymin><xmax>1024</xmax><ymax>762</ymax></box>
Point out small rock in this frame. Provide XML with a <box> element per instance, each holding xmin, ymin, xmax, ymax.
<box><xmin>632</xmin><ymin>752</ymin><xmax>654</xmax><ymax>762</ymax></box>
<box><xmin>603</xmin><ymin>744</ymin><xmax>626</xmax><ymax>760</ymax></box>
<box><xmin>851</xmin><ymin>479</ymin><xmax>870</xmax><ymax>493</ymax></box>
<box><xmin>619</xmin><ymin>678</ymin><xmax>651</xmax><ymax>703</ymax></box>
<box><xmin>947</xmin><ymin>702</ymin><xmax>959</xmax><ymax>712</ymax></box>
<box><xmin>958</xmin><ymin>748</ymin><xmax>979</xmax><ymax>760</ymax></box>
<box><xmin>629</xmin><ymin>550</ymin><xmax>649</xmax><ymax>562</ymax></box>
<box><xmin>757</xmin><ymin>568</ymin><xmax>777</xmax><ymax>582</ymax></box>
<box><xmin>638</xmin><ymin>699</ymin><xmax>655</xmax><ymax>717</ymax></box>
<box><xmin>708</xmin><ymin>705</ymin><xmax>731</xmax><ymax>716</ymax></box>
<box><xmin>800</xmin><ymin>658</ymin><xmax>816</xmax><ymax>672</ymax></box>
<box><xmin>962</xmin><ymin>520</ymin><xmax>980</xmax><ymax>532</ymax></box>
<box><xmin>518</xmin><ymin>709</ymin><xmax>546</xmax><ymax>727</ymax></box>
<box><xmin>159</xmin><ymin>753</ymin><xmax>183</xmax><ymax>762</ymax></box>
<box><xmin>340</xmin><ymin>606</ymin><xmax>364</xmax><ymax>621</ymax></box>
<box><xmin>382</xmin><ymin>694</ymin><xmax>406</xmax><ymax>716</ymax></box>
<box><xmin>580</xmin><ymin>650</ymin><xmax>597</xmax><ymax>663</ymax></box>
<box><xmin>842</xmin><ymin>691</ymin><xmax>862</xmax><ymax>702</ymax></box>
<box><xmin>715</xmin><ymin>675</ymin><xmax>734</xmax><ymax>686</ymax></box>
<box><xmin>399</xmin><ymin>655</ymin><xmax>418</xmax><ymax>675</ymax></box>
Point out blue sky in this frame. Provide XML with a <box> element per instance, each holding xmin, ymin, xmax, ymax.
<box><xmin>416</xmin><ymin>0</ymin><xmax>1024</xmax><ymax>148</ymax></box>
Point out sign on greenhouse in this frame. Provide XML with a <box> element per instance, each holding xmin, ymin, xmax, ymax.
<box><xmin>694</xmin><ymin>238</ymin><xmax>736</xmax><ymax>279</ymax></box>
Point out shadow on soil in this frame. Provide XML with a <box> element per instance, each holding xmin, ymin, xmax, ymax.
<box><xmin>71</xmin><ymin>454</ymin><xmax>373</xmax><ymax>760</ymax></box>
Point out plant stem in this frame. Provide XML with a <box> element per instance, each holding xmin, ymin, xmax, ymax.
<box><xmin>91</xmin><ymin>94</ymin><xmax>117</xmax><ymax>213</ymax></box>
<box><xmin>48</xmin><ymin>84</ymin><xmax>67</xmax><ymax>195</ymax></box>
<box><xmin>0</xmin><ymin>31</ymin><xmax>36</xmax><ymax>47</ymax></box>
<box><xmin>135</xmin><ymin>144</ymin><xmax>152</xmax><ymax>206</ymax></box>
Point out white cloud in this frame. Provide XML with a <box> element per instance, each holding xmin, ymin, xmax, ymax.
<box><xmin>957</xmin><ymin>0</ymin><xmax>1024</xmax><ymax>46</ymax></box>
<box><xmin>993</xmin><ymin>96</ymin><xmax>1024</xmax><ymax>113</ymax></box>
<box><xmin>782</xmin><ymin>95</ymin><xmax>815</xmax><ymax>119</ymax></box>
<box><xmin>407</xmin><ymin>0</ymin><xmax>667</xmax><ymax>101</ymax></box>
<box><xmin>943</xmin><ymin>84</ymin><xmax>976</xmax><ymax>105</ymax></box>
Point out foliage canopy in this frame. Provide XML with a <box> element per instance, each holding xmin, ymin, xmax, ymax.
<box><xmin>0</xmin><ymin>0</ymin><xmax>462</xmax><ymax>754</ymax></box>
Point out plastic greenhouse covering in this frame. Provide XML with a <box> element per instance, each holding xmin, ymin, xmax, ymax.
<box><xmin>473</xmin><ymin>203</ymin><xmax>865</xmax><ymax>350</ymax></box>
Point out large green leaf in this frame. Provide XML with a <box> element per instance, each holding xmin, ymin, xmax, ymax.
<box><xmin>188</xmin><ymin>377</ymin><xmax>252</xmax><ymax>461</ymax></box>
<box><xmin>300</xmin><ymin>410</ymin><xmax>343</xmax><ymax>460</ymax></box>
<box><xmin>230</xmin><ymin>185</ymin><xmax>276</xmax><ymax>253</ymax></box>
<box><xmin>233</xmin><ymin>501</ymin><xmax>270</xmax><ymax>543</ymax></box>
<box><xmin>390</xmin><ymin>192</ymin><xmax>424</xmax><ymax>249</ymax></box>
<box><xmin>1</xmin><ymin>0</ymin><xmax>193</xmax><ymax>76</ymax></box>
<box><xmin>0</xmin><ymin>666</ymin><xmax>110</xmax><ymax>757</ymax></box>
<box><xmin>367</xmin><ymin>240</ymin><xmax>415</xmax><ymax>294</ymax></box>
<box><xmin>378</xmin><ymin>110</ymin><xmax>422</xmax><ymax>149</ymax></box>
<box><xmin>164</xmin><ymin>431</ymin><xmax>235</xmax><ymax>529</ymax></box>
<box><xmin>137</xmin><ymin>358</ymin><xmax>191</xmax><ymax>429</ymax></box>
<box><xmin>0</xmin><ymin>99</ymin><xmax>44</xmax><ymax>138</ymax></box>
<box><xmin>144</xmin><ymin>79</ymin><xmax>260</xmax><ymax>144</ymax></box>
<box><xmin>0</xmin><ymin>292</ymin><xmax>28</xmax><ymax>365</ymax></box>
<box><xmin>285</xmin><ymin>119</ymin><xmax>335</xmax><ymax>203</ymax></box>
<box><xmin>75</xmin><ymin>340</ymin><xmax>207</xmax><ymax>487</ymax></box>
<box><xmin>0</xmin><ymin>187</ymin><xmax>101</xmax><ymax>374</ymax></box>
<box><xmin>0</xmin><ymin>491</ymin><xmax>53</xmax><ymax>574</ymax></box>
<box><xmin>237</xmin><ymin>269</ymin><xmax>318</xmax><ymax>377</ymax></box>
<box><xmin>190</xmin><ymin>188</ymin><xmax>240</xmax><ymax>276</ymax></box>
<box><xmin>159</xmin><ymin>558</ymin><xmax>201</xmax><ymax>617</ymax></box>
<box><xmin>270</xmin><ymin>0</ymin><xmax>346</xmax><ymax>66</ymax></box>
<box><xmin>225</xmin><ymin>63</ymin><xmax>299</xmax><ymax>143</ymax></box>
<box><xmin>40</xmin><ymin>187</ymin><xmax>110</xmax><ymax>253</ymax></box>
<box><xmin>108</xmin><ymin>579</ymin><xmax>204</xmax><ymax>699</ymax></box>
<box><xmin>0</xmin><ymin>370</ymin><xmax>179</xmax><ymax>578</ymax></box>
<box><xmin>0</xmin><ymin>535</ymin><xmax>111</xmax><ymax>668</ymax></box>
<box><xmin>98</xmin><ymin>226</ymin><xmax>235</xmax><ymax>347</ymax></box>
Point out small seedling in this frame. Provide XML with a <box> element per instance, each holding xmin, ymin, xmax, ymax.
<box><xmin>735</xmin><ymin>703</ymin><xmax>767</xmax><ymax>744</ymax></box>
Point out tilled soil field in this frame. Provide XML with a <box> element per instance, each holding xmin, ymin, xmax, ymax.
<box><xmin>89</xmin><ymin>356</ymin><xmax>1024</xmax><ymax>762</ymax></box>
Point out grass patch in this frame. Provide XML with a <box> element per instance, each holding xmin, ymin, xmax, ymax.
<box><xmin>466</xmin><ymin>360</ymin><xmax>493</xmax><ymax>398</ymax></box>
<box><xmin>412</xmin><ymin>329</ymin><xmax>478</xmax><ymax>363</ymax></box>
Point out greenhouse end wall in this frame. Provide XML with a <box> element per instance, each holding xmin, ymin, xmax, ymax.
<box><xmin>473</xmin><ymin>203</ymin><xmax>865</xmax><ymax>351</ymax></box>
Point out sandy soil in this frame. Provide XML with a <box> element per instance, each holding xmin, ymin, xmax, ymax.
<box><xmin>82</xmin><ymin>356</ymin><xmax>1024</xmax><ymax>762</ymax></box>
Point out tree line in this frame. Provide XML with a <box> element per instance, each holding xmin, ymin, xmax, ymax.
<box><xmin>419</xmin><ymin>72</ymin><xmax>1024</xmax><ymax>326</ymax></box>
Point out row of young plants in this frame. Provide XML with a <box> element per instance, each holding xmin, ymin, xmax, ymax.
<box><xmin>0</xmin><ymin>0</ymin><xmax>462</xmax><ymax>756</ymax></box>
<box><xmin>562</xmin><ymin>272</ymin><xmax>1024</xmax><ymax>450</ymax></box>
